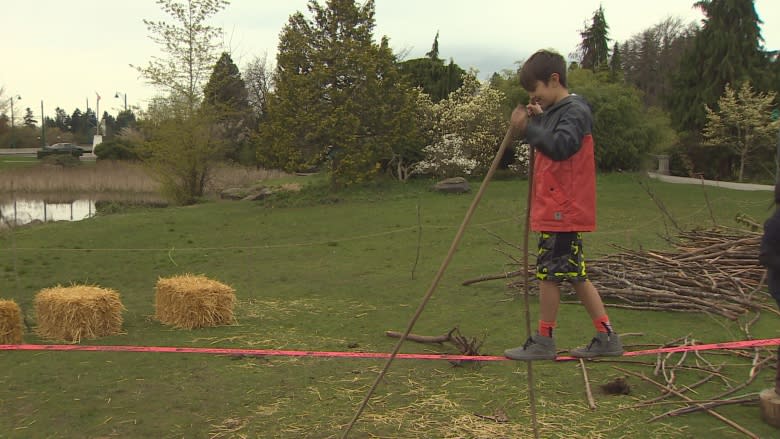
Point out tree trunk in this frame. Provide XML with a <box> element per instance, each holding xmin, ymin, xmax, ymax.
<box><xmin>739</xmin><ymin>150</ymin><xmax>746</xmax><ymax>183</ymax></box>
<box><xmin>775</xmin><ymin>129</ymin><xmax>780</xmax><ymax>185</ymax></box>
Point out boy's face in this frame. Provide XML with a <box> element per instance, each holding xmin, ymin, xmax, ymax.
<box><xmin>527</xmin><ymin>73</ymin><xmax>562</xmax><ymax>110</ymax></box>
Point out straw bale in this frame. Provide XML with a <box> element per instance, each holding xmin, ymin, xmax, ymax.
<box><xmin>0</xmin><ymin>299</ymin><xmax>24</xmax><ymax>344</ymax></box>
<box><xmin>34</xmin><ymin>285</ymin><xmax>124</xmax><ymax>342</ymax></box>
<box><xmin>155</xmin><ymin>274</ymin><xmax>236</xmax><ymax>329</ymax></box>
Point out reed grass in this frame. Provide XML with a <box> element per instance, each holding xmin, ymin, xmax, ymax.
<box><xmin>0</xmin><ymin>161</ymin><xmax>289</xmax><ymax>202</ymax></box>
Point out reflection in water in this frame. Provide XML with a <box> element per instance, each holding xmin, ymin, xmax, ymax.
<box><xmin>0</xmin><ymin>199</ymin><xmax>96</xmax><ymax>227</ymax></box>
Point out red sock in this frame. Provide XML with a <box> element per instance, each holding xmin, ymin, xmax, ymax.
<box><xmin>593</xmin><ymin>315</ymin><xmax>614</xmax><ymax>334</ymax></box>
<box><xmin>538</xmin><ymin>320</ymin><xmax>556</xmax><ymax>337</ymax></box>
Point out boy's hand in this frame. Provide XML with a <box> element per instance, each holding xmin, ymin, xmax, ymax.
<box><xmin>510</xmin><ymin>104</ymin><xmax>529</xmax><ymax>137</ymax></box>
<box><xmin>526</xmin><ymin>102</ymin><xmax>543</xmax><ymax>116</ymax></box>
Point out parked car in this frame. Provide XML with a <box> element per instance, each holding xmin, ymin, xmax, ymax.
<box><xmin>37</xmin><ymin>143</ymin><xmax>85</xmax><ymax>159</ymax></box>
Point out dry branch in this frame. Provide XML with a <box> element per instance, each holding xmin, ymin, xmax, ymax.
<box><xmin>614</xmin><ymin>366</ymin><xmax>759</xmax><ymax>439</ymax></box>
<box><xmin>385</xmin><ymin>327</ymin><xmax>484</xmax><ymax>357</ymax></box>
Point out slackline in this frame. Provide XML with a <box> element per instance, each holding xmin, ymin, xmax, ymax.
<box><xmin>2</xmin><ymin>337</ymin><xmax>779</xmax><ymax>361</ymax></box>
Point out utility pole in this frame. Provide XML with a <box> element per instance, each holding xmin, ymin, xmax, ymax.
<box><xmin>40</xmin><ymin>100</ymin><xmax>46</xmax><ymax>146</ymax></box>
<box><xmin>9</xmin><ymin>95</ymin><xmax>21</xmax><ymax>148</ymax></box>
<box><xmin>115</xmin><ymin>92</ymin><xmax>127</xmax><ymax>111</ymax></box>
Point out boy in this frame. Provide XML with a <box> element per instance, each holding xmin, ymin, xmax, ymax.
<box><xmin>504</xmin><ymin>49</ymin><xmax>623</xmax><ymax>361</ymax></box>
<box><xmin>759</xmin><ymin>182</ymin><xmax>780</xmax><ymax>393</ymax></box>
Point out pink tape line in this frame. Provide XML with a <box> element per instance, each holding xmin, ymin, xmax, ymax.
<box><xmin>2</xmin><ymin>338</ymin><xmax>779</xmax><ymax>362</ymax></box>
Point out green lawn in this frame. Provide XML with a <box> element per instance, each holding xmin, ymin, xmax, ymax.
<box><xmin>0</xmin><ymin>156</ymin><xmax>38</xmax><ymax>170</ymax></box>
<box><xmin>0</xmin><ymin>173</ymin><xmax>777</xmax><ymax>438</ymax></box>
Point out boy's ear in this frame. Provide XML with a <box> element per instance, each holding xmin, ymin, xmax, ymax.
<box><xmin>549</xmin><ymin>73</ymin><xmax>561</xmax><ymax>87</ymax></box>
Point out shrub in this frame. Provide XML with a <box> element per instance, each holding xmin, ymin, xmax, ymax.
<box><xmin>40</xmin><ymin>154</ymin><xmax>81</xmax><ymax>167</ymax></box>
<box><xmin>94</xmin><ymin>138</ymin><xmax>140</xmax><ymax>161</ymax></box>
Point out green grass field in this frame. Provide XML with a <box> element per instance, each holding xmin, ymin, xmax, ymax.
<box><xmin>0</xmin><ymin>156</ymin><xmax>38</xmax><ymax>170</ymax></box>
<box><xmin>0</xmin><ymin>173</ymin><xmax>777</xmax><ymax>438</ymax></box>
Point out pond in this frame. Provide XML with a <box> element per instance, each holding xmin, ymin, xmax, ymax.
<box><xmin>0</xmin><ymin>199</ymin><xmax>96</xmax><ymax>228</ymax></box>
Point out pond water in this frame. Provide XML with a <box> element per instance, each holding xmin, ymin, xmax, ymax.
<box><xmin>0</xmin><ymin>199</ymin><xmax>96</xmax><ymax>228</ymax></box>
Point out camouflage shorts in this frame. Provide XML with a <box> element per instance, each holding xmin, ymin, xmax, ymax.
<box><xmin>536</xmin><ymin>232</ymin><xmax>588</xmax><ymax>283</ymax></box>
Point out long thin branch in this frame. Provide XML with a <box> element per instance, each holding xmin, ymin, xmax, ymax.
<box><xmin>614</xmin><ymin>366</ymin><xmax>759</xmax><ymax>439</ymax></box>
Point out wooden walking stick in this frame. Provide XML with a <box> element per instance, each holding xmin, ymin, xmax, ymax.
<box><xmin>341</xmin><ymin>125</ymin><xmax>541</xmax><ymax>438</ymax></box>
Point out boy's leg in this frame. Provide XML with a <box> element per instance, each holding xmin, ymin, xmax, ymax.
<box><xmin>503</xmin><ymin>280</ymin><xmax>561</xmax><ymax>360</ymax></box>
<box><xmin>572</xmin><ymin>280</ymin><xmax>606</xmax><ymax>320</ymax></box>
<box><xmin>570</xmin><ymin>279</ymin><xmax>623</xmax><ymax>358</ymax></box>
<box><xmin>505</xmin><ymin>233</ymin><xmax>571</xmax><ymax>361</ymax></box>
<box><xmin>539</xmin><ymin>280</ymin><xmax>561</xmax><ymax>323</ymax></box>
<box><xmin>563</xmin><ymin>234</ymin><xmax>623</xmax><ymax>358</ymax></box>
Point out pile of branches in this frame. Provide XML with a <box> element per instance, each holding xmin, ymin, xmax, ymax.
<box><xmin>582</xmin><ymin>228</ymin><xmax>771</xmax><ymax>320</ymax></box>
<box><xmin>465</xmin><ymin>227</ymin><xmax>775</xmax><ymax>320</ymax></box>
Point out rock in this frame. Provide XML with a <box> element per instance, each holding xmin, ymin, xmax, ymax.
<box><xmin>220</xmin><ymin>188</ymin><xmax>246</xmax><ymax>200</ymax></box>
<box><xmin>242</xmin><ymin>187</ymin><xmax>274</xmax><ymax>201</ymax></box>
<box><xmin>433</xmin><ymin>177</ymin><xmax>470</xmax><ymax>193</ymax></box>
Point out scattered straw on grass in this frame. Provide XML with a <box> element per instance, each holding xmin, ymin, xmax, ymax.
<box><xmin>155</xmin><ymin>274</ymin><xmax>236</xmax><ymax>329</ymax></box>
<box><xmin>0</xmin><ymin>299</ymin><xmax>24</xmax><ymax>344</ymax></box>
<box><xmin>34</xmin><ymin>285</ymin><xmax>124</xmax><ymax>342</ymax></box>
<box><xmin>208</xmin><ymin>417</ymin><xmax>247</xmax><ymax>439</ymax></box>
<box><xmin>259</xmin><ymin>364</ymin><xmax>688</xmax><ymax>438</ymax></box>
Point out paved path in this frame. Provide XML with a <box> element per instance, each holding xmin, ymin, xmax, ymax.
<box><xmin>0</xmin><ymin>148</ymin><xmax>96</xmax><ymax>159</ymax></box>
<box><xmin>647</xmin><ymin>172</ymin><xmax>774</xmax><ymax>192</ymax></box>
<box><xmin>0</xmin><ymin>148</ymin><xmax>39</xmax><ymax>156</ymax></box>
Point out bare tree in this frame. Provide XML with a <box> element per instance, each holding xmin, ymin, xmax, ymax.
<box><xmin>622</xmin><ymin>17</ymin><xmax>697</xmax><ymax>107</ymax></box>
<box><xmin>243</xmin><ymin>53</ymin><xmax>274</xmax><ymax>128</ymax></box>
<box><xmin>135</xmin><ymin>0</ymin><xmax>231</xmax><ymax>204</ymax></box>
<box><xmin>136</xmin><ymin>0</ymin><xmax>229</xmax><ymax>114</ymax></box>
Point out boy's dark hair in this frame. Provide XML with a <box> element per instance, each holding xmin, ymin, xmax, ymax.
<box><xmin>520</xmin><ymin>49</ymin><xmax>568</xmax><ymax>90</ymax></box>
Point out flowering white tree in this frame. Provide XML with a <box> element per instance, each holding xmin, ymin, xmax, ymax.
<box><xmin>413</xmin><ymin>73</ymin><xmax>509</xmax><ymax>178</ymax></box>
<box><xmin>510</xmin><ymin>142</ymin><xmax>531</xmax><ymax>175</ymax></box>
<box><xmin>702</xmin><ymin>82</ymin><xmax>779</xmax><ymax>182</ymax></box>
<box><xmin>414</xmin><ymin>133</ymin><xmax>478</xmax><ymax>177</ymax></box>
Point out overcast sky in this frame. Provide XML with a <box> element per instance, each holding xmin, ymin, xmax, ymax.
<box><xmin>2</xmin><ymin>0</ymin><xmax>779</xmax><ymax>122</ymax></box>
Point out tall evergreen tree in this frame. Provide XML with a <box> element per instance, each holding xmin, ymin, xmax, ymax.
<box><xmin>261</xmin><ymin>0</ymin><xmax>419</xmax><ymax>187</ymax></box>
<box><xmin>203</xmin><ymin>52</ymin><xmax>253</xmax><ymax>162</ymax></box>
<box><xmin>608</xmin><ymin>42</ymin><xmax>623</xmax><ymax>82</ymax></box>
<box><xmin>52</xmin><ymin>107</ymin><xmax>69</xmax><ymax>131</ymax></box>
<box><xmin>70</xmin><ymin>109</ymin><xmax>84</xmax><ymax>138</ymax></box>
<box><xmin>204</xmin><ymin>52</ymin><xmax>249</xmax><ymax>111</ymax></box>
<box><xmin>668</xmin><ymin>0</ymin><xmax>769</xmax><ymax>132</ymax></box>
<box><xmin>577</xmin><ymin>5</ymin><xmax>611</xmax><ymax>71</ymax></box>
<box><xmin>398</xmin><ymin>33</ymin><xmax>465</xmax><ymax>102</ymax></box>
<box><xmin>115</xmin><ymin>109</ymin><xmax>137</xmax><ymax>132</ymax></box>
<box><xmin>23</xmin><ymin>108</ymin><xmax>36</xmax><ymax>128</ymax></box>
<box><xmin>426</xmin><ymin>31</ymin><xmax>440</xmax><ymax>60</ymax></box>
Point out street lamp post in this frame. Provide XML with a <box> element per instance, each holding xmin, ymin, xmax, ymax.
<box><xmin>115</xmin><ymin>92</ymin><xmax>127</xmax><ymax>111</ymax></box>
<box><xmin>9</xmin><ymin>95</ymin><xmax>21</xmax><ymax>148</ymax></box>
<box><xmin>40</xmin><ymin>100</ymin><xmax>46</xmax><ymax>147</ymax></box>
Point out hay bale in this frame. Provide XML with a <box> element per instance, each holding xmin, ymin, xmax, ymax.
<box><xmin>155</xmin><ymin>274</ymin><xmax>236</xmax><ymax>329</ymax></box>
<box><xmin>34</xmin><ymin>285</ymin><xmax>124</xmax><ymax>342</ymax></box>
<box><xmin>0</xmin><ymin>299</ymin><xmax>24</xmax><ymax>344</ymax></box>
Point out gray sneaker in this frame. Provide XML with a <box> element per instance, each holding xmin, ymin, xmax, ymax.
<box><xmin>504</xmin><ymin>334</ymin><xmax>557</xmax><ymax>361</ymax></box>
<box><xmin>570</xmin><ymin>332</ymin><xmax>623</xmax><ymax>358</ymax></box>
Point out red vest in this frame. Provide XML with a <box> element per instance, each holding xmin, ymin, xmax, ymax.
<box><xmin>530</xmin><ymin>134</ymin><xmax>596</xmax><ymax>232</ymax></box>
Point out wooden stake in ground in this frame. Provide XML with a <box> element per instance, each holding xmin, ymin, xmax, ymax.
<box><xmin>579</xmin><ymin>359</ymin><xmax>597</xmax><ymax>410</ymax></box>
